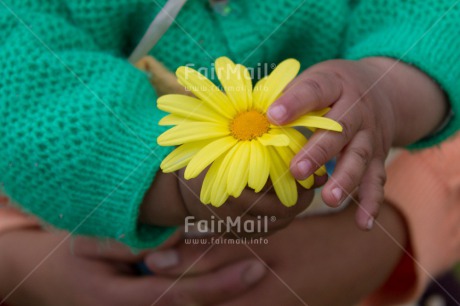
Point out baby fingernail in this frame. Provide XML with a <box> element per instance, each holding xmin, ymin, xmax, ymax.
<box><xmin>332</xmin><ymin>187</ymin><xmax>342</xmax><ymax>202</ymax></box>
<box><xmin>243</xmin><ymin>262</ymin><xmax>267</xmax><ymax>286</ymax></box>
<box><xmin>268</xmin><ymin>105</ymin><xmax>287</xmax><ymax>122</ymax></box>
<box><xmin>367</xmin><ymin>217</ymin><xmax>374</xmax><ymax>230</ymax></box>
<box><xmin>146</xmin><ymin>250</ymin><xmax>179</xmax><ymax>269</ymax></box>
<box><xmin>296</xmin><ymin>160</ymin><xmax>312</xmax><ymax>178</ymax></box>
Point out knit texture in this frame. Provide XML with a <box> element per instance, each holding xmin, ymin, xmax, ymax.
<box><xmin>1</xmin><ymin>0</ymin><xmax>459</xmax><ymax>248</ymax></box>
<box><xmin>343</xmin><ymin>0</ymin><xmax>460</xmax><ymax>148</ymax></box>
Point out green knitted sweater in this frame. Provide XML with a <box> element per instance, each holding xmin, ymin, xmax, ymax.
<box><xmin>1</xmin><ymin>0</ymin><xmax>459</xmax><ymax>248</ymax></box>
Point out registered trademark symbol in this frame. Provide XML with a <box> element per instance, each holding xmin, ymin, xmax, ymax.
<box><xmin>270</xmin><ymin>216</ymin><xmax>276</xmax><ymax>222</ymax></box>
<box><xmin>270</xmin><ymin>63</ymin><xmax>276</xmax><ymax>69</ymax></box>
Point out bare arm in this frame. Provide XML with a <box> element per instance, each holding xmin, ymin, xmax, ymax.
<box><xmin>147</xmin><ymin>202</ymin><xmax>408</xmax><ymax>306</ymax></box>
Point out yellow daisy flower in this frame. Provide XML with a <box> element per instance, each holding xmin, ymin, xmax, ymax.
<box><xmin>157</xmin><ymin>57</ymin><xmax>342</xmax><ymax>207</ymax></box>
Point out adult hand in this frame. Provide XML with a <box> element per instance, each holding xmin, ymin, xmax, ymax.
<box><xmin>147</xmin><ymin>204</ymin><xmax>407</xmax><ymax>306</ymax></box>
<box><xmin>0</xmin><ymin>229</ymin><xmax>266</xmax><ymax>306</ymax></box>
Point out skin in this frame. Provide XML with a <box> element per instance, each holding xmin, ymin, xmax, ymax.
<box><xmin>137</xmin><ymin>55</ymin><xmax>325</xmax><ymax>236</ymax></box>
<box><xmin>0</xmin><ymin>202</ymin><xmax>407</xmax><ymax>306</ymax></box>
<box><xmin>140</xmin><ymin>56</ymin><xmax>447</xmax><ymax>234</ymax></box>
<box><xmin>147</xmin><ymin>203</ymin><xmax>408</xmax><ymax>306</ymax></box>
<box><xmin>267</xmin><ymin>57</ymin><xmax>447</xmax><ymax>230</ymax></box>
<box><xmin>140</xmin><ymin>163</ymin><xmax>318</xmax><ymax>236</ymax></box>
<box><xmin>0</xmin><ymin>57</ymin><xmax>434</xmax><ymax>305</ymax></box>
<box><xmin>0</xmin><ymin>229</ymin><xmax>266</xmax><ymax>306</ymax></box>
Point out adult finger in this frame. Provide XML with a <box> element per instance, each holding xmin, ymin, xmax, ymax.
<box><xmin>355</xmin><ymin>158</ymin><xmax>386</xmax><ymax>230</ymax></box>
<box><xmin>321</xmin><ymin>131</ymin><xmax>374</xmax><ymax>207</ymax></box>
<box><xmin>109</xmin><ymin>260</ymin><xmax>267</xmax><ymax>306</ymax></box>
<box><xmin>267</xmin><ymin>70</ymin><xmax>343</xmax><ymax>125</ymax></box>
<box><xmin>71</xmin><ymin>230</ymin><xmax>183</xmax><ymax>263</ymax></box>
<box><xmin>145</xmin><ymin>240</ymin><xmax>251</xmax><ymax>275</ymax></box>
<box><xmin>70</xmin><ymin>236</ymin><xmax>148</xmax><ymax>262</ymax></box>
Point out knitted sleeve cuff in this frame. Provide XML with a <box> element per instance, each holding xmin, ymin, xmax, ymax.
<box><xmin>343</xmin><ymin>4</ymin><xmax>460</xmax><ymax>149</ymax></box>
<box><xmin>1</xmin><ymin>53</ymin><xmax>176</xmax><ymax>249</ymax></box>
<box><xmin>42</xmin><ymin>62</ymin><xmax>178</xmax><ymax>249</ymax></box>
<box><xmin>0</xmin><ymin>3</ymin><xmax>179</xmax><ymax>249</ymax></box>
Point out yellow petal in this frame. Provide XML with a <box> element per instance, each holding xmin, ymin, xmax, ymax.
<box><xmin>286</xmin><ymin>115</ymin><xmax>343</xmax><ymax>132</ymax></box>
<box><xmin>275</xmin><ymin>146</ymin><xmax>315</xmax><ymax>190</ymax></box>
<box><xmin>215</xmin><ymin>57</ymin><xmax>248</xmax><ymax>112</ymax></box>
<box><xmin>248</xmin><ymin>140</ymin><xmax>270</xmax><ymax>192</ymax></box>
<box><xmin>258</xmin><ymin>130</ymin><xmax>290</xmax><ymax>146</ymax></box>
<box><xmin>254</xmin><ymin>76</ymin><xmax>267</xmax><ymax>87</ymax></box>
<box><xmin>158</xmin><ymin>94</ymin><xmax>226</xmax><ymax>123</ymax></box>
<box><xmin>252</xmin><ymin>77</ymin><xmax>268</xmax><ymax>112</ymax></box>
<box><xmin>176</xmin><ymin>66</ymin><xmax>237</xmax><ymax>118</ymax></box>
<box><xmin>201</xmin><ymin>156</ymin><xmax>223</xmax><ymax>204</ymax></box>
<box><xmin>298</xmin><ymin>164</ymin><xmax>326</xmax><ymax>189</ymax></box>
<box><xmin>157</xmin><ymin>122</ymin><xmax>229</xmax><ymax>146</ymax></box>
<box><xmin>271</xmin><ymin>109</ymin><xmax>331</xmax><ymax>132</ymax></box>
<box><xmin>160</xmin><ymin>139</ymin><xmax>212</xmax><ymax>172</ymax></box>
<box><xmin>315</xmin><ymin>165</ymin><xmax>327</xmax><ymax>176</ymax></box>
<box><xmin>184</xmin><ymin>136</ymin><xmax>237</xmax><ymax>179</ymax></box>
<box><xmin>298</xmin><ymin>176</ymin><xmax>314</xmax><ymax>189</ymax></box>
<box><xmin>274</xmin><ymin>146</ymin><xmax>294</xmax><ymax>167</ymax></box>
<box><xmin>237</xmin><ymin>64</ymin><xmax>253</xmax><ymax>109</ymax></box>
<box><xmin>271</xmin><ymin>128</ymin><xmax>327</xmax><ymax>177</ymax></box>
<box><xmin>159</xmin><ymin>114</ymin><xmax>195</xmax><ymax>126</ymax></box>
<box><xmin>267</xmin><ymin>147</ymin><xmax>297</xmax><ymax>207</ymax></box>
<box><xmin>254</xmin><ymin>59</ymin><xmax>300</xmax><ymax>112</ymax></box>
<box><xmin>211</xmin><ymin>145</ymin><xmax>239</xmax><ymax>207</ymax></box>
<box><xmin>269</xmin><ymin>128</ymin><xmax>306</xmax><ymax>153</ymax></box>
<box><xmin>227</xmin><ymin>142</ymin><xmax>250</xmax><ymax>197</ymax></box>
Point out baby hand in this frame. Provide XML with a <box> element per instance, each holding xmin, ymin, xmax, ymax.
<box><xmin>268</xmin><ymin>59</ymin><xmax>397</xmax><ymax>230</ymax></box>
<box><xmin>178</xmin><ymin>168</ymin><xmax>315</xmax><ymax>237</ymax></box>
<box><xmin>141</xmin><ymin>170</ymin><xmax>315</xmax><ymax>237</ymax></box>
<box><xmin>268</xmin><ymin>57</ymin><xmax>447</xmax><ymax>230</ymax></box>
<box><xmin>0</xmin><ymin>229</ymin><xmax>260</xmax><ymax>306</ymax></box>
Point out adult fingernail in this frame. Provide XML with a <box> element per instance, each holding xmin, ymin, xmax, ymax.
<box><xmin>332</xmin><ymin>187</ymin><xmax>342</xmax><ymax>203</ymax></box>
<box><xmin>146</xmin><ymin>250</ymin><xmax>179</xmax><ymax>269</ymax></box>
<box><xmin>268</xmin><ymin>105</ymin><xmax>287</xmax><ymax>122</ymax></box>
<box><xmin>296</xmin><ymin>160</ymin><xmax>312</xmax><ymax>178</ymax></box>
<box><xmin>366</xmin><ymin>217</ymin><xmax>374</xmax><ymax>230</ymax></box>
<box><xmin>242</xmin><ymin>262</ymin><xmax>266</xmax><ymax>286</ymax></box>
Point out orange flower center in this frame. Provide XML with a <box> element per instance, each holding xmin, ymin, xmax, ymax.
<box><xmin>230</xmin><ymin>110</ymin><xmax>270</xmax><ymax>141</ymax></box>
